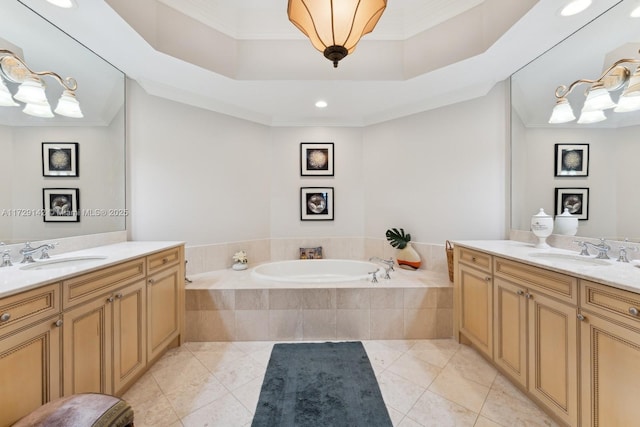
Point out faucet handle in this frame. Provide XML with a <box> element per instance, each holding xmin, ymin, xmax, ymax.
<box><xmin>574</xmin><ymin>240</ymin><xmax>590</xmax><ymax>256</ymax></box>
<box><xmin>617</xmin><ymin>239</ymin><xmax>638</xmax><ymax>263</ymax></box>
<box><xmin>1</xmin><ymin>249</ymin><xmax>12</xmax><ymax>268</ymax></box>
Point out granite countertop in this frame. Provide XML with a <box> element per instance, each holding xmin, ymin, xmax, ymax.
<box><xmin>453</xmin><ymin>240</ymin><xmax>640</xmax><ymax>294</ymax></box>
<box><xmin>0</xmin><ymin>241</ymin><xmax>184</xmax><ymax>298</ymax></box>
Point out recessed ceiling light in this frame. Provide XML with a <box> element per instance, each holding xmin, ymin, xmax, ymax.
<box><xmin>315</xmin><ymin>100</ymin><xmax>328</xmax><ymax>108</ymax></box>
<box><xmin>560</xmin><ymin>0</ymin><xmax>592</xmax><ymax>16</ymax></box>
<box><xmin>45</xmin><ymin>0</ymin><xmax>77</xmax><ymax>9</ymax></box>
<box><xmin>631</xmin><ymin>5</ymin><xmax>640</xmax><ymax>17</ymax></box>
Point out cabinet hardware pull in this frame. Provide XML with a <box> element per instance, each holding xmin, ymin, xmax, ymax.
<box><xmin>577</xmin><ymin>314</ymin><xmax>585</xmax><ymax>321</ymax></box>
<box><xmin>517</xmin><ymin>290</ymin><xmax>524</xmax><ymax>296</ymax></box>
<box><xmin>525</xmin><ymin>293</ymin><xmax>532</xmax><ymax>299</ymax></box>
<box><xmin>162</xmin><ymin>258</ymin><xmax>168</xmax><ymax>263</ymax></box>
<box><xmin>106</xmin><ymin>296</ymin><xmax>114</xmax><ymax>303</ymax></box>
<box><xmin>54</xmin><ymin>319</ymin><xmax>63</xmax><ymax>327</ymax></box>
<box><xmin>0</xmin><ymin>312</ymin><xmax>10</xmax><ymax>322</ymax></box>
<box><xmin>115</xmin><ymin>293</ymin><xmax>123</xmax><ymax>299</ymax></box>
<box><xmin>471</xmin><ymin>257</ymin><xmax>476</xmax><ymax>262</ymax></box>
<box><xmin>485</xmin><ymin>277</ymin><xmax>491</xmax><ymax>282</ymax></box>
<box><xmin>629</xmin><ymin>307</ymin><xmax>639</xmax><ymax>316</ymax></box>
<box><xmin>148</xmin><ymin>279</ymin><xmax>155</xmax><ymax>285</ymax></box>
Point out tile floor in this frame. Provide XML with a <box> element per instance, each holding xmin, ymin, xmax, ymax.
<box><xmin>123</xmin><ymin>339</ymin><xmax>558</xmax><ymax>427</ymax></box>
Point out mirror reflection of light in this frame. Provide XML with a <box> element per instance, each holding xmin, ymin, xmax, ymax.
<box><xmin>315</xmin><ymin>100</ymin><xmax>328</xmax><ymax>108</ymax></box>
<box><xmin>560</xmin><ymin>0</ymin><xmax>592</xmax><ymax>17</ymax></box>
<box><xmin>45</xmin><ymin>0</ymin><xmax>77</xmax><ymax>9</ymax></box>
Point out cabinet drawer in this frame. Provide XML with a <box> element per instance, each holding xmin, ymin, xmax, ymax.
<box><xmin>0</xmin><ymin>283</ymin><xmax>60</xmax><ymax>336</ymax></box>
<box><xmin>581</xmin><ymin>280</ymin><xmax>640</xmax><ymax>328</ymax></box>
<box><xmin>494</xmin><ymin>257</ymin><xmax>577</xmax><ymax>304</ymax></box>
<box><xmin>458</xmin><ymin>247</ymin><xmax>492</xmax><ymax>273</ymax></box>
<box><xmin>63</xmin><ymin>258</ymin><xmax>146</xmax><ymax>308</ymax></box>
<box><xmin>147</xmin><ymin>247</ymin><xmax>181</xmax><ymax>274</ymax></box>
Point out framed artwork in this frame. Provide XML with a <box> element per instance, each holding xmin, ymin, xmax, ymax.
<box><xmin>43</xmin><ymin>188</ymin><xmax>80</xmax><ymax>222</ymax></box>
<box><xmin>300</xmin><ymin>142</ymin><xmax>334</xmax><ymax>176</ymax></box>
<box><xmin>554</xmin><ymin>143</ymin><xmax>588</xmax><ymax>177</ymax></box>
<box><xmin>555</xmin><ymin>187</ymin><xmax>589</xmax><ymax>220</ymax></box>
<box><xmin>42</xmin><ymin>142</ymin><xmax>79</xmax><ymax>177</ymax></box>
<box><xmin>300</xmin><ymin>187</ymin><xmax>334</xmax><ymax>221</ymax></box>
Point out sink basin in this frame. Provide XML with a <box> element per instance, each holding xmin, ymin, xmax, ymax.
<box><xmin>528</xmin><ymin>252</ymin><xmax>611</xmax><ymax>266</ymax></box>
<box><xmin>20</xmin><ymin>256</ymin><xmax>108</xmax><ymax>271</ymax></box>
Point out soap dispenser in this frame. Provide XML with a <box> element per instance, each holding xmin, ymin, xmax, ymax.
<box><xmin>531</xmin><ymin>208</ymin><xmax>553</xmax><ymax>248</ymax></box>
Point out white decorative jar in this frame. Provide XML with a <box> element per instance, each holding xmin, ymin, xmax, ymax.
<box><xmin>232</xmin><ymin>262</ymin><xmax>248</xmax><ymax>271</ymax></box>
<box><xmin>554</xmin><ymin>208</ymin><xmax>578</xmax><ymax>236</ymax></box>
<box><xmin>531</xmin><ymin>208</ymin><xmax>553</xmax><ymax>248</ymax></box>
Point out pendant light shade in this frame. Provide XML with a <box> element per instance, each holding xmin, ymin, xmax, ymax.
<box><xmin>548</xmin><ymin>98</ymin><xmax>576</xmax><ymax>123</ymax></box>
<box><xmin>55</xmin><ymin>90</ymin><xmax>84</xmax><ymax>118</ymax></box>
<box><xmin>582</xmin><ymin>83</ymin><xmax>616</xmax><ymax>112</ymax></box>
<box><xmin>14</xmin><ymin>77</ymin><xmax>49</xmax><ymax>105</ymax></box>
<box><xmin>0</xmin><ymin>78</ymin><xmax>18</xmax><ymax>106</ymax></box>
<box><xmin>288</xmin><ymin>0</ymin><xmax>387</xmax><ymax>68</ymax></box>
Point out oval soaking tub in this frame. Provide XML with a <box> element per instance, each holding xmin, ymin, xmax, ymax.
<box><xmin>251</xmin><ymin>259</ymin><xmax>383</xmax><ymax>283</ymax></box>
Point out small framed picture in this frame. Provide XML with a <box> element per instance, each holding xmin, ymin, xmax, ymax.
<box><xmin>42</xmin><ymin>142</ymin><xmax>79</xmax><ymax>177</ymax></box>
<box><xmin>43</xmin><ymin>188</ymin><xmax>80</xmax><ymax>222</ymax></box>
<box><xmin>300</xmin><ymin>187</ymin><xmax>334</xmax><ymax>221</ymax></box>
<box><xmin>555</xmin><ymin>187</ymin><xmax>589</xmax><ymax>220</ymax></box>
<box><xmin>300</xmin><ymin>142</ymin><xmax>334</xmax><ymax>176</ymax></box>
<box><xmin>300</xmin><ymin>247</ymin><xmax>323</xmax><ymax>259</ymax></box>
<box><xmin>554</xmin><ymin>143</ymin><xmax>588</xmax><ymax>177</ymax></box>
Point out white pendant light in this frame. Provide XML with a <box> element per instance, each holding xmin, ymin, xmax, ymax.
<box><xmin>548</xmin><ymin>98</ymin><xmax>576</xmax><ymax>123</ymax></box>
<box><xmin>0</xmin><ymin>78</ymin><xmax>18</xmax><ymax>106</ymax></box>
<box><xmin>23</xmin><ymin>102</ymin><xmax>54</xmax><ymax>118</ymax></box>
<box><xmin>54</xmin><ymin>90</ymin><xmax>83</xmax><ymax>118</ymax></box>
<box><xmin>582</xmin><ymin>84</ymin><xmax>616</xmax><ymax>112</ymax></box>
<box><xmin>577</xmin><ymin>109</ymin><xmax>606</xmax><ymax>124</ymax></box>
<box><xmin>614</xmin><ymin>94</ymin><xmax>640</xmax><ymax>112</ymax></box>
<box><xmin>14</xmin><ymin>78</ymin><xmax>49</xmax><ymax>105</ymax></box>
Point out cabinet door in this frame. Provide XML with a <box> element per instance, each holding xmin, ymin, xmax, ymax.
<box><xmin>580</xmin><ymin>312</ymin><xmax>640</xmax><ymax>427</ymax></box>
<box><xmin>458</xmin><ymin>263</ymin><xmax>493</xmax><ymax>357</ymax></box>
<box><xmin>147</xmin><ymin>264</ymin><xmax>180</xmax><ymax>362</ymax></box>
<box><xmin>493</xmin><ymin>277</ymin><xmax>527</xmax><ymax>388</ymax></box>
<box><xmin>113</xmin><ymin>280</ymin><xmax>146</xmax><ymax>395</ymax></box>
<box><xmin>63</xmin><ymin>295</ymin><xmax>112</xmax><ymax>395</ymax></box>
<box><xmin>0</xmin><ymin>318</ymin><xmax>61</xmax><ymax>427</ymax></box>
<box><xmin>528</xmin><ymin>291</ymin><xmax>578</xmax><ymax>426</ymax></box>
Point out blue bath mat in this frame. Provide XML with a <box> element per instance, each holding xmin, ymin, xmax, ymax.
<box><xmin>251</xmin><ymin>341</ymin><xmax>392</xmax><ymax>427</ymax></box>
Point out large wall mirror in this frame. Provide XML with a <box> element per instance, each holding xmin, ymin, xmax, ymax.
<box><xmin>0</xmin><ymin>2</ymin><xmax>125</xmax><ymax>243</ymax></box>
<box><xmin>511</xmin><ymin>0</ymin><xmax>640</xmax><ymax>241</ymax></box>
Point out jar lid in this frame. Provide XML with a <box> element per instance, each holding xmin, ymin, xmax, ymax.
<box><xmin>557</xmin><ymin>208</ymin><xmax>574</xmax><ymax>217</ymax></box>
<box><xmin>533</xmin><ymin>208</ymin><xmax>551</xmax><ymax>218</ymax></box>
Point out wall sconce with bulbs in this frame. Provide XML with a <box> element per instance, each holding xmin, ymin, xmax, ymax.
<box><xmin>287</xmin><ymin>0</ymin><xmax>387</xmax><ymax>68</ymax></box>
<box><xmin>549</xmin><ymin>50</ymin><xmax>640</xmax><ymax>124</ymax></box>
<box><xmin>0</xmin><ymin>49</ymin><xmax>83</xmax><ymax>118</ymax></box>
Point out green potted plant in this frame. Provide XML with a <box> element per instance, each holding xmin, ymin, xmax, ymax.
<box><xmin>385</xmin><ymin>228</ymin><xmax>421</xmax><ymax>270</ymax></box>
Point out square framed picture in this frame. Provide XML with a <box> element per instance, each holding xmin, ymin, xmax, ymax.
<box><xmin>42</xmin><ymin>142</ymin><xmax>79</xmax><ymax>177</ymax></box>
<box><xmin>555</xmin><ymin>187</ymin><xmax>589</xmax><ymax>220</ymax></box>
<box><xmin>554</xmin><ymin>143</ymin><xmax>588</xmax><ymax>177</ymax></box>
<box><xmin>43</xmin><ymin>188</ymin><xmax>80</xmax><ymax>222</ymax></box>
<box><xmin>300</xmin><ymin>142</ymin><xmax>334</xmax><ymax>176</ymax></box>
<box><xmin>300</xmin><ymin>187</ymin><xmax>334</xmax><ymax>221</ymax></box>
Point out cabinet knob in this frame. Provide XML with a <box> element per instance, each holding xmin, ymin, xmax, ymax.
<box><xmin>148</xmin><ymin>278</ymin><xmax>155</xmax><ymax>285</ymax></box>
<box><xmin>0</xmin><ymin>312</ymin><xmax>10</xmax><ymax>322</ymax></box>
<box><xmin>485</xmin><ymin>276</ymin><xmax>491</xmax><ymax>282</ymax></box>
<box><xmin>577</xmin><ymin>313</ymin><xmax>585</xmax><ymax>321</ymax></box>
<box><xmin>106</xmin><ymin>296</ymin><xmax>114</xmax><ymax>303</ymax></box>
<box><xmin>517</xmin><ymin>290</ymin><xmax>524</xmax><ymax>296</ymax></box>
<box><xmin>115</xmin><ymin>293</ymin><xmax>123</xmax><ymax>299</ymax></box>
<box><xmin>525</xmin><ymin>293</ymin><xmax>532</xmax><ymax>299</ymax></box>
<box><xmin>629</xmin><ymin>307</ymin><xmax>639</xmax><ymax>316</ymax></box>
<box><xmin>162</xmin><ymin>258</ymin><xmax>168</xmax><ymax>264</ymax></box>
<box><xmin>471</xmin><ymin>257</ymin><xmax>477</xmax><ymax>262</ymax></box>
<box><xmin>54</xmin><ymin>319</ymin><xmax>63</xmax><ymax>327</ymax></box>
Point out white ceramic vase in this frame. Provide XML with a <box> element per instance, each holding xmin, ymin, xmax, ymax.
<box><xmin>554</xmin><ymin>208</ymin><xmax>578</xmax><ymax>236</ymax></box>
<box><xmin>232</xmin><ymin>262</ymin><xmax>248</xmax><ymax>271</ymax></box>
<box><xmin>531</xmin><ymin>208</ymin><xmax>553</xmax><ymax>248</ymax></box>
<box><xmin>396</xmin><ymin>242</ymin><xmax>421</xmax><ymax>270</ymax></box>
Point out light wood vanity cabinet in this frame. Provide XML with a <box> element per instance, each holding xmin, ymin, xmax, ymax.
<box><xmin>579</xmin><ymin>280</ymin><xmax>640</xmax><ymax>427</ymax></box>
<box><xmin>0</xmin><ymin>284</ymin><xmax>62</xmax><ymax>427</ymax></box>
<box><xmin>0</xmin><ymin>244</ymin><xmax>184</xmax><ymax>427</ymax></box>
<box><xmin>456</xmin><ymin>247</ymin><xmax>493</xmax><ymax>358</ymax></box>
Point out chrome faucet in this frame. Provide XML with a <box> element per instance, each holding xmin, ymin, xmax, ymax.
<box><xmin>0</xmin><ymin>242</ymin><xmax>11</xmax><ymax>268</ymax></box>
<box><xmin>19</xmin><ymin>242</ymin><xmax>57</xmax><ymax>263</ymax></box>
<box><xmin>581</xmin><ymin>238</ymin><xmax>611</xmax><ymax>259</ymax></box>
<box><xmin>369</xmin><ymin>256</ymin><xmax>394</xmax><ymax>279</ymax></box>
<box><xmin>616</xmin><ymin>239</ymin><xmax>638</xmax><ymax>263</ymax></box>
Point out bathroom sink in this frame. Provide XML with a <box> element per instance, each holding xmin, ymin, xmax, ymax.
<box><xmin>528</xmin><ymin>252</ymin><xmax>610</xmax><ymax>266</ymax></box>
<box><xmin>20</xmin><ymin>256</ymin><xmax>108</xmax><ymax>271</ymax></box>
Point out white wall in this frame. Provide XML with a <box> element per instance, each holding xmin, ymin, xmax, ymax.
<box><xmin>0</xmin><ymin>125</ymin><xmax>12</xmax><ymax>240</ymax></box>
<box><xmin>127</xmin><ymin>82</ymin><xmax>272</xmax><ymax>244</ymax></box>
<box><xmin>363</xmin><ymin>82</ymin><xmax>509</xmax><ymax>243</ymax></box>
<box><xmin>127</xmin><ymin>81</ymin><xmax>510</xmax><ymax>247</ymax></box>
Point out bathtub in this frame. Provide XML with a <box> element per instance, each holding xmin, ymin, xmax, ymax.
<box><xmin>251</xmin><ymin>259</ymin><xmax>383</xmax><ymax>283</ymax></box>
